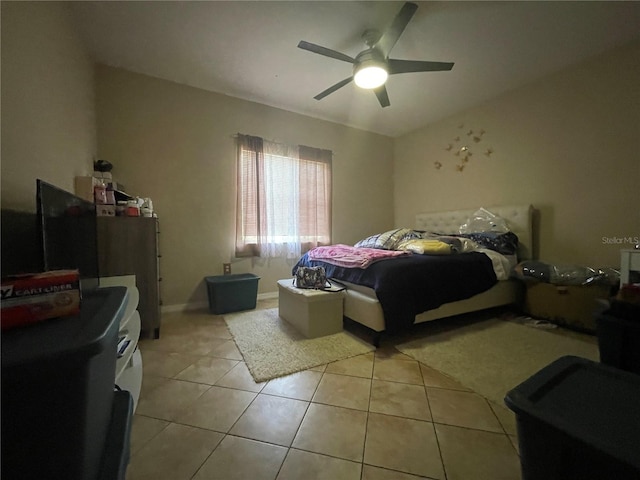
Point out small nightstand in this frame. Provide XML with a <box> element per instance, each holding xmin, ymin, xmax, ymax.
<box><xmin>620</xmin><ymin>249</ymin><xmax>640</xmax><ymax>286</ymax></box>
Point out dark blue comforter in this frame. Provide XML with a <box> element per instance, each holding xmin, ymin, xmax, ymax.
<box><xmin>293</xmin><ymin>252</ymin><xmax>498</xmax><ymax>333</ymax></box>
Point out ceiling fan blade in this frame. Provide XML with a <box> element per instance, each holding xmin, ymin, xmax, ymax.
<box><xmin>373</xmin><ymin>85</ymin><xmax>390</xmax><ymax>108</ymax></box>
<box><xmin>298</xmin><ymin>41</ymin><xmax>356</xmax><ymax>64</ymax></box>
<box><xmin>375</xmin><ymin>2</ymin><xmax>418</xmax><ymax>57</ymax></box>
<box><xmin>314</xmin><ymin>77</ymin><xmax>353</xmax><ymax>100</ymax></box>
<box><xmin>388</xmin><ymin>59</ymin><xmax>455</xmax><ymax>74</ymax></box>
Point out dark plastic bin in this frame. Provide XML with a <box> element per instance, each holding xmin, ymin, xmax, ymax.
<box><xmin>596</xmin><ymin>301</ymin><xmax>640</xmax><ymax>374</ymax></box>
<box><xmin>1</xmin><ymin>287</ymin><xmax>126</xmax><ymax>480</ymax></box>
<box><xmin>99</xmin><ymin>390</ymin><xmax>133</xmax><ymax>480</ymax></box>
<box><xmin>504</xmin><ymin>355</ymin><xmax>640</xmax><ymax>480</ymax></box>
<box><xmin>206</xmin><ymin>273</ymin><xmax>260</xmax><ymax>314</ymax></box>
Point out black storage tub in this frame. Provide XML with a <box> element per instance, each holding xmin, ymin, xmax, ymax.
<box><xmin>504</xmin><ymin>355</ymin><xmax>640</xmax><ymax>480</ymax></box>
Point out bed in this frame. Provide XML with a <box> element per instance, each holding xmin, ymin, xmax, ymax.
<box><xmin>293</xmin><ymin>204</ymin><xmax>534</xmax><ymax>344</ymax></box>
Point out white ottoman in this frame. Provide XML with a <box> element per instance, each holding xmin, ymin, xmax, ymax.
<box><xmin>277</xmin><ymin>279</ymin><xmax>345</xmax><ymax>338</ymax></box>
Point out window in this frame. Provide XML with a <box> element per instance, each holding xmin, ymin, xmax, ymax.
<box><xmin>235</xmin><ymin>134</ymin><xmax>332</xmax><ymax>259</ymax></box>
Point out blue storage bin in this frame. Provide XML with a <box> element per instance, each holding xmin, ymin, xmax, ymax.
<box><xmin>205</xmin><ymin>273</ymin><xmax>260</xmax><ymax>314</ymax></box>
<box><xmin>504</xmin><ymin>355</ymin><xmax>640</xmax><ymax>480</ymax></box>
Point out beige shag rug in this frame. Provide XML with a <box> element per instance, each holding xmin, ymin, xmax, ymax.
<box><xmin>396</xmin><ymin>317</ymin><xmax>599</xmax><ymax>405</ymax></box>
<box><xmin>224</xmin><ymin>308</ymin><xmax>375</xmax><ymax>383</ymax></box>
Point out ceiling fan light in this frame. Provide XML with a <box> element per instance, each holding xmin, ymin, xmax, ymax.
<box><xmin>354</xmin><ymin>65</ymin><xmax>388</xmax><ymax>89</ymax></box>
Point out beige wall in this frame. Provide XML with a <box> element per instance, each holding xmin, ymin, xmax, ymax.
<box><xmin>394</xmin><ymin>40</ymin><xmax>640</xmax><ymax>268</ymax></box>
<box><xmin>1</xmin><ymin>2</ymin><xmax>95</xmax><ymax>211</ymax></box>
<box><xmin>95</xmin><ymin>66</ymin><xmax>394</xmax><ymax>307</ymax></box>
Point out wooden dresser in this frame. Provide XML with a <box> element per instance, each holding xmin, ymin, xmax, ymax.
<box><xmin>97</xmin><ymin>217</ymin><xmax>161</xmax><ymax>339</ymax></box>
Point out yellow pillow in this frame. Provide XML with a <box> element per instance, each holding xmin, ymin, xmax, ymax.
<box><xmin>397</xmin><ymin>239</ymin><xmax>453</xmax><ymax>255</ymax></box>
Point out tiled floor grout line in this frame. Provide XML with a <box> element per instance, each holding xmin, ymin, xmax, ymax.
<box><xmin>359</xmin><ymin>358</ymin><xmax>376</xmax><ymax>480</ymax></box>
<box><xmin>487</xmin><ymin>398</ymin><xmax>519</xmax><ymax>439</ymax></box>
<box><xmin>187</xmin><ymin>424</ymin><xmax>222</xmax><ymax>480</ymax></box>
<box><xmin>129</xmin><ymin>415</ymin><xmax>171</xmax><ymax>458</ymax></box>
<box><xmin>284</xmin><ymin>376</ymin><xmax>318</xmax><ymax>472</ymax></box>
<box><xmin>424</xmin><ymin>383</ymin><xmax>450</xmax><ymax>480</ymax></box>
<box><xmin>274</xmin><ymin>446</ymin><xmax>292</xmax><ymax>480</ymax></box>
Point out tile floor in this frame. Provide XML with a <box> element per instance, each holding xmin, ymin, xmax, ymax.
<box><xmin>129</xmin><ymin>299</ymin><xmax>522</xmax><ymax>480</ymax></box>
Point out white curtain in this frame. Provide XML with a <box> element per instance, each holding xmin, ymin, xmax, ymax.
<box><xmin>236</xmin><ymin>134</ymin><xmax>332</xmax><ymax>259</ymax></box>
<box><xmin>259</xmin><ymin>140</ymin><xmax>301</xmax><ymax>258</ymax></box>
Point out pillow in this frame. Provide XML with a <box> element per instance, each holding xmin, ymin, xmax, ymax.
<box><xmin>396</xmin><ymin>239</ymin><xmax>453</xmax><ymax>255</ymax></box>
<box><xmin>457</xmin><ymin>231</ymin><xmax>519</xmax><ymax>256</ymax></box>
<box><xmin>418</xmin><ymin>232</ymin><xmax>479</xmax><ymax>253</ymax></box>
<box><xmin>354</xmin><ymin>228</ymin><xmax>419</xmax><ymax>250</ymax></box>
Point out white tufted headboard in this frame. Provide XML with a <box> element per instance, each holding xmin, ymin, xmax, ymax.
<box><xmin>415</xmin><ymin>205</ymin><xmax>534</xmax><ymax>260</ymax></box>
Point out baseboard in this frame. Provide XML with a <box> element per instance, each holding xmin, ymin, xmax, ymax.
<box><xmin>161</xmin><ymin>291</ymin><xmax>278</xmax><ymax>313</ymax></box>
<box><xmin>258</xmin><ymin>291</ymin><xmax>278</xmax><ymax>300</ymax></box>
<box><xmin>161</xmin><ymin>301</ymin><xmax>208</xmax><ymax>313</ymax></box>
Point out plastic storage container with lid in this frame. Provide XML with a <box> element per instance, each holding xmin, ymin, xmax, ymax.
<box><xmin>205</xmin><ymin>273</ymin><xmax>260</xmax><ymax>314</ymax></box>
<box><xmin>504</xmin><ymin>355</ymin><xmax>640</xmax><ymax>480</ymax></box>
<box><xmin>1</xmin><ymin>287</ymin><xmax>131</xmax><ymax>480</ymax></box>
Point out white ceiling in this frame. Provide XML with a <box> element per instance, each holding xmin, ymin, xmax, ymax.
<box><xmin>71</xmin><ymin>1</ymin><xmax>640</xmax><ymax>137</ymax></box>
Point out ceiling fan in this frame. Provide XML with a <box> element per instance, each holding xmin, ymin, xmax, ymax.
<box><xmin>298</xmin><ymin>2</ymin><xmax>454</xmax><ymax>108</ymax></box>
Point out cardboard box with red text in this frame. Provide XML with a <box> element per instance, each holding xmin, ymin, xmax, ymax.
<box><xmin>1</xmin><ymin>270</ymin><xmax>81</xmax><ymax>330</ymax></box>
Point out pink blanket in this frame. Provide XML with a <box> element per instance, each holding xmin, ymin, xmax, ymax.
<box><xmin>308</xmin><ymin>244</ymin><xmax>410</xmax><ymax>269</ymax></box>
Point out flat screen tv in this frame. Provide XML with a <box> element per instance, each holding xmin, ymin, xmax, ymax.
<box><xmin>36</xmin><ymin>179</ymin><xmax>100</xmax><ymax>294</ymax></box>
<box><xmin>1</xmin><ymin>209</ymin><xmax>43</xmax><ymax>277</ymax></box>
